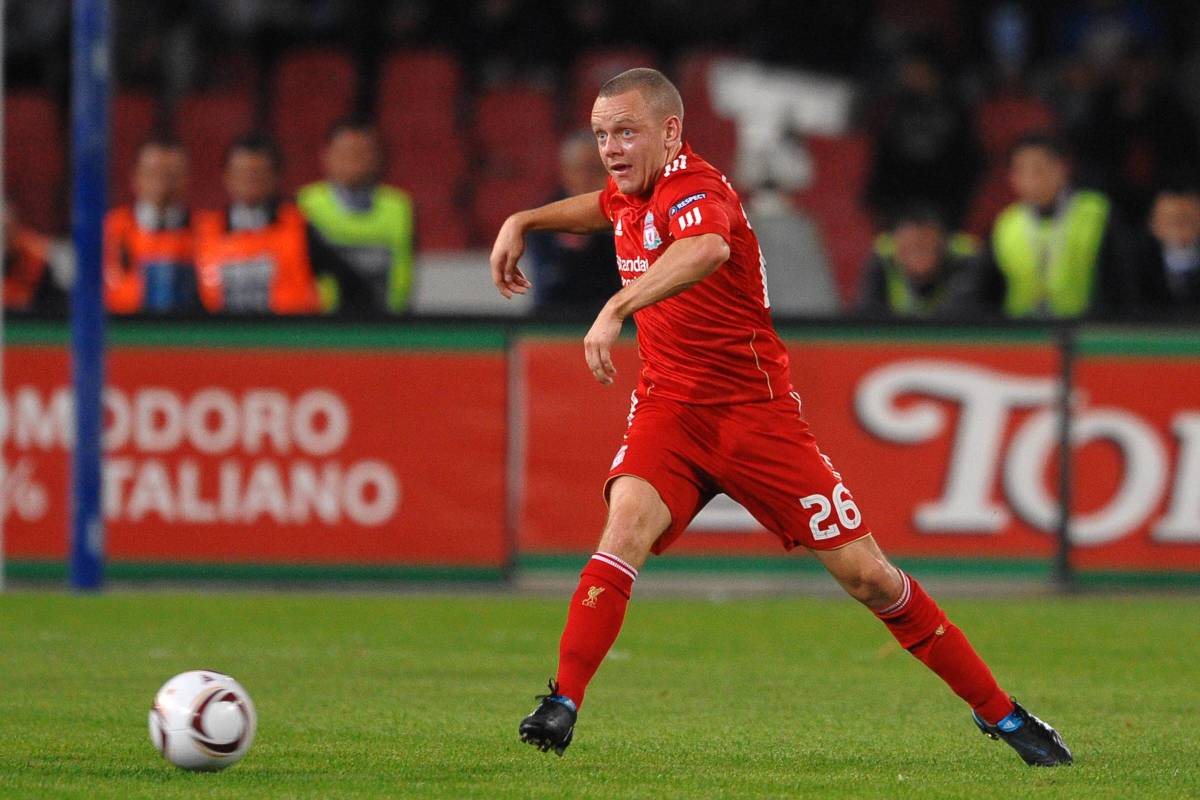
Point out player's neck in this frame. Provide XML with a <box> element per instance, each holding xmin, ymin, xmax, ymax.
<box><xmin>639</xmin><ymin>142</ymin><xmax>685</xmax><ymax>199</ymax></box>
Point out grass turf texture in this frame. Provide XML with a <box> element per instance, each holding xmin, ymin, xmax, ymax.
<box><xmin>1</xmin><ymin>593</ymin><xmax>1195</xmax><ymax>799</ymax></box>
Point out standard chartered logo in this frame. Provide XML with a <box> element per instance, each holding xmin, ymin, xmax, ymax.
<box><xmin>0</xmin><ymin>386</ymin><xmax>401</xmax><ymax>527</ymax></box>
<box><xmin>855</xmin><ymin>360</ymin><xmax>1200</xmax><ymax>545</ymax></box>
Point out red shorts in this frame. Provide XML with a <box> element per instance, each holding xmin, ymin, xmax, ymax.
<box><xmin>604</xmin><ymin>390</ymin><xmax>872</xmax><ymax>554</ymax></box>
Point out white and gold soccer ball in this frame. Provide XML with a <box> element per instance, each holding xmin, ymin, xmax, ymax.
<box><xmin>149</xmin><ymin>670</ymin><xmax>257</xmax><ymax>771</ymax></box>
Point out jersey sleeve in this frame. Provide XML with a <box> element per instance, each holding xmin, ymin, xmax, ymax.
<box><xmin>660</xmin><ymin>173</ymin><xmax>732</xmax><ymax>243</ymax></box>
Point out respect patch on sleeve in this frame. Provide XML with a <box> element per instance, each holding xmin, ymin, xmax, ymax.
<box><xmin>668</xmin><ymin>193</ymin><xmax>708</xmax><ymax>217</ymax></box>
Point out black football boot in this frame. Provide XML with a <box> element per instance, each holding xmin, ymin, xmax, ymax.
<box><xmin>973</xmin><ymin>699</ymin><xmax>1073</xmax><ymax>766</ymax></box>
<box><xmin>518</xmin><ymin>680</ymin><xmax>577</xmax><ymax>756</ymax></box>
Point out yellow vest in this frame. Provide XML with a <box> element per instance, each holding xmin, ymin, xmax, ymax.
<box><xmin>990</xmin><ymin>191</ymin><xmax>1109</xmax><ymax>318</ymax></box>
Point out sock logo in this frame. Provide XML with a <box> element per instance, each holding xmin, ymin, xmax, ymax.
<box><xmin>582</xmin><ymin>586</ymin><xmax>605</xmax><ymax>608</ymax></box>
<box><xmin>935</xmin><ymin>624</ymin><xmax>946</xmax><ymax>636</ymax></box>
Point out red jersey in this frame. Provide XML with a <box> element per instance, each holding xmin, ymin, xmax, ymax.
<box><xmin>599</xmin><ymin>142</ymin><xmax>791</xmax><ymax>404</ymax></box>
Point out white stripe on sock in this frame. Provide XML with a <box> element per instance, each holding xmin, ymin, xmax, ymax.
<box><xmin>877</xmin><ymin>571</ymin><xmax>912</xmax><ymax>617</ymax></box>
<box><xmin>592</xmin><ymin>552</ymin><xmax>638</xmax><ymax>582</ymax></box>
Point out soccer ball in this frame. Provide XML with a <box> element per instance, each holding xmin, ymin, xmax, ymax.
<box><xmin>149</xmin><ymin>670</ymin><xmax>257</xmax><ymax>771</ymax></box>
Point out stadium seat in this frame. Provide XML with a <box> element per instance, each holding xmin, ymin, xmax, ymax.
<box><xmin>976</xmin><ymin>93</ymin><xmax>1057</xmax><ymax>164</ymax></box>
<box><xmin>377</xmin><ymin>49</ymin><xmax>461</xmax><ymax>146</ymax></box>
<box><xmin>270</xmin><ymin>48</ymin><xmax>359</xmax><ymax>194</ymax></box>
<box><xmin>471</xmin><ymin>177</ymin><xmax>552</xmax><ymax>246</ymax></box>
<box><xmin>110</xmin><ymin>92</ymin><xmax>158</xmax><ymax>207</ymax></box>
<box><xmin>4</xmin><ymin>92</ymin><xmax>65</xmax><ymax>232</ymax></box>
<box><xmin>474</xmin><ymin>86</ymin><xmax>558</xmax><ymax>182</ymax></box>
<box><xmin>964</xmin><ymin>162</ymin><xmax>1017</xmax><ymax>239</ymax></box>
<box><xmin>175</xmin><ymin>91</ymin><xmax>256</xmax><ymax>210</ymax></box>
<box><xmin>413</xmin><ymin>187</ymin><xmax>469</xmax><ymax>251</ymax></box>
<box><xmin>676</xmin><ymin>50</ymin><xmax>739</xmax><ymax>169</ymax></box>
<box><xmin>376</xmin><ymin>49</ymin><xmax>467</xmax><ymax>230</ymax></box>
<box><xmin>471</xmin><ymin>85</ymin><xmax>560</xmax><ymax>244</ymax></box>
<box><xmin>571</xmin><ymin>48</ymin><xmax>658</xmax><ymax>124</ymax></box>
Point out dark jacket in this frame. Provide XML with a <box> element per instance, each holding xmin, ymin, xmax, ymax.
<box><xmin>857</xmin><ymin>232</ymin><xmax>979</xmax><ymax>318</ymax></box>
<box><xmin>1130</xmin><ymin>236</ymin><xmax>1200</xmax><ymax>316</ymax></box>
<box><xmin>526</xmin><ymin>191</ymin><xmax>619</xmax><ymax>317</ymax></box>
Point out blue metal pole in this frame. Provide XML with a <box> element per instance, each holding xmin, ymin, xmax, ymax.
<box><xmin>69</xmin><ymin>0</ymin><xmax>110</xmax><ymax>591</ymax></box>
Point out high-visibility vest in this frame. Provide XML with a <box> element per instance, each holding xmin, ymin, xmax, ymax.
<box><xmin>103</xmin><ymin>206</ymin><xmax>195</xmax><ymax>313</ymax></box>
<box><xmin>876</xmin><ymin>232</ymin><xmax>978</xmax><ymax>316</ymax></box>
<box><xmin>297</xmin><ymin>182</ymin><xmax>414</xmax><ymax>313</ymax></box>
<box><xmin>990</xmin><ymin>191</ymin><xmax>1110</xmax><ymax>318</ymax></box>
<box><xmin>193</xmin><ymin>203</ymin><xmax>320</xmax><ymax>314</ymax></box>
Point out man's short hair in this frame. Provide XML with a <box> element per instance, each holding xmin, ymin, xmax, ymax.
<box><xmin>137</xmin><ymin>133</ymin><xmax>185</xmax><ymax>158</ymax></box>
<box><xmin>224</xmin><ymin>132</ymin><xmax>283</xmax><ymax>170</ymax></box>
<box><xmin>1154</xmin><ymin>172</ymin><xmax>1200</xmax><ymax>199</ymax></box>
<box><xmin>890</xmin><ymin>201</ymin><xmax>946</xmax><ymax>231</ymax></box>
<box><xmin>325</xmin><ymin>116</ymin><xmax>378</xmax><ymax>143</ymax></box>
<box><xmin>597</xmin><ymin>68</ymin><xmax>684</xmax><ymax>122</ymax></box>
<box><xmin>1008</xmin><ymin>132</ymin><xmax>1069</xmax><ymax>164</ymax></box>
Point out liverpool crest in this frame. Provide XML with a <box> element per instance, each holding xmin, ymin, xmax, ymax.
<box><xmin>582</xmin><ymin>586</ymin><xmax>605</xmax><ymax>608</ymax></box>
<box><xmin>643</xmin><ymin>212</ymin><xmax>662</xmax><ymax>250</ymax></box>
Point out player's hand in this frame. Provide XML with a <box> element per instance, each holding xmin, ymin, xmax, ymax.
<box><xmin>489</xmin><ymin>215</ymin><xmax>534</xmax><ymax>299</ymax></box>
<box><xmin>584</xmin><ymin>306</ymin><xmax>623</xmax><ymax>385</ymax></box>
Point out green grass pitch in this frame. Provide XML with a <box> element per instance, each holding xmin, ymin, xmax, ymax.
<box><xmin>1</xmin><ymin>590</ymin><xmax>1196</xmax><ymax>799</ymax></box>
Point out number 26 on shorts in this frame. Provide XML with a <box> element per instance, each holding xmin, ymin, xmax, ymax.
<box><xmin>799</xmin><ymin>482</ymin><xmax>862</xmax><ymax>541</ymax></box>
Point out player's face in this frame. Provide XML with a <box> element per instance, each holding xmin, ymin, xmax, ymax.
<box><xmin>591</xmin><ymin>90</ymin><xmax>679</xmax><ymax>196</ymax></box>
<box><xmin>324</xmin><ymin>129</ymin><xmax>381</xmax><ymax>190</ymax></box>
<box><xmin>133</xmin><ymin>146</ymin><xmax>188</xmax><ymax>208</ymax></box>
<box><xmin>1009</xmin><ymin>147</ymin><xmax>1068</xmax><ymax>207</ymax></box>
<box><xmin>224</xmin><ymin>150</ymin><xmax>278</xmax><ymax>207</ymax></box>
<box><xmin>1150</xmin><ymin>194</ymin><xmax>1200</xmax><ymax>249</ymax></box>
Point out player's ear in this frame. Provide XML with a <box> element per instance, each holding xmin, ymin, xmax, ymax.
<box><xmin>663</xmin><ymin>115</ymin><xmax>682</xmax><ymax>147</ymax></box>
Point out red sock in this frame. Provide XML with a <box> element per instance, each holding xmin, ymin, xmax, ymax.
<box><xmin>554</xmin><ymin>552</ymin><xmax>637</xmax><ymax>709</ymax></box>
<box><xmin>875</xmin><ymin>572</ymin><xmax>1014</xmax><ymax>725</ymax></box>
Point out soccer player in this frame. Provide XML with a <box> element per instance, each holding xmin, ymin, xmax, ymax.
<box><xmin>490</xmin><ymin>68</ymin><xmax>1073</xmax><ymax>767</ymax></box>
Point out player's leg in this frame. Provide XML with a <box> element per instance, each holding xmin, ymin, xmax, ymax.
<box><xmin>718</xmin><ymin>395</ymin><xmax>1070</xmax><ymax>765</ymax></box>
<box><xmin>812</xmin><ymin>536</ymin><xmax>1072</xmax><ymax>766</ymax></box>
<box><xmin>519</xmin><ymin>476</ymin><xmax>671</xmax><ymax>755</ymax></box>
<box><xmin>814</xmin><ymin>535</ymin><xmax>1013</xmax><ymax>719</ymax></box>
<box><xmin>556</xmin><ymin>475</ymin><xmax>670</xmax><ymax>705</ymax></box>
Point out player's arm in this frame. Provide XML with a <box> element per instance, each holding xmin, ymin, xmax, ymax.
<box><xmin>490</xmin><ymin>191</ymin><xmax>611</xmax><ymax>299</ymax></box>
<box><xmin>584</xmin><ymin>233</ymin><xmax>729</xmax><ymax>385</ymax></box>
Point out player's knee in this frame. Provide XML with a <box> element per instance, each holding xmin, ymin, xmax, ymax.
<box><xmin>841</xmin><ymin>559</ymin><xmax>900</xmax><ymax>607</ymax></box>
<box><xmin>598</xmin><ymin>511</ymin><xmax>660</xmax><ymax>564</ymax></box>
<box><xmin>598</xmin><ymin>484</ymin><xmax>670</xmax><ymax>566</ymax></box>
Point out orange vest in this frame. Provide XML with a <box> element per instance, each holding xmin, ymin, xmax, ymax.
<box><xmin>193</xmin><ymin>203</ymin><xmax>319</xmax><ymax>314</ymax></box>
<box><xmin>4</xmin><ymin>227</ymin><xmax>52</xmax><ymax>311</ymax></box>
<box><xmin>103</xmin><ymin>206</ymin><xmax>195</xmax><ymax>313</ymax></box>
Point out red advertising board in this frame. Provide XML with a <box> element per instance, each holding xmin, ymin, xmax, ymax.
<box><xmin>3</xmin><ymin>342</ymin><xmax>508</xmax><ymax>568</ymax></box>
<box><xmin>520</xmin><ymin>333</ymin><xmax>1200</xmax><ymax>572</ymax></box>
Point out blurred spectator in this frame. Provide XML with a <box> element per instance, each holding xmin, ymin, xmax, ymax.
<box><xmin>973</xmin><ymin>133</ymin><xmax>1133</xmax><ymax>318</ymax></box>
<box><xmin>103</xmin><ymin>137</ymin><xmax>199</xmax><ymax>314</ymax></box>
<box><xmin>193</xmin><ymin>133</ymin><xmax>369</xmax><ymax>315</ymax></box>
<box><xmin>746</xmin><ymin>184</ymin><xmax>839</xmax><ymax>316</ymax></box>
<box><xmin>857</xmin><ymin>203</ymin><xmax>978</xmax><ymax>318</ymax></box>
<box><xmin>1132</xmin><ymin>184</ymin><xmax>1200</xmax><ymax>313</ymax></box>
<box><xmin>524</xmin><ymin>131</ymin><xmax>619</xmax><ymax>316</ymax></box>
<box><xmin>1052</xmin><ymin>1</ymin><xmax>1164</xmax><ymax>72</ymax></box>
<box><xmin>4</xmin><ymin>0</ymin><xmax>69</xmax><ymax>89</ymax></box>
<box><xmin>3</xmin><ymin>198</ymin><xmax>69</xmax><ymax>314</ymax></box>
<box><xmin>1070</xmin><ymin>47</ymin><xmax>1200</xmax><ymax>222</ymax></box>
<box><xmin>298</xmin><ymin>119</ymin><xmax>415</xmax><ymax>314</ymax></box>
<box><xmin>865</xmin><ymin>49</ymin><xmax>982</xmax><ymax>229</ymax></box>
